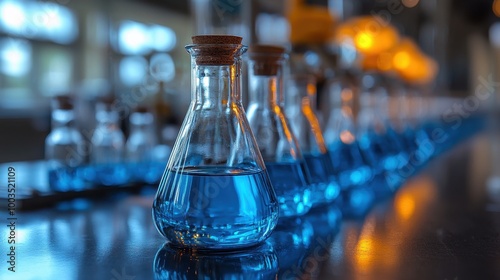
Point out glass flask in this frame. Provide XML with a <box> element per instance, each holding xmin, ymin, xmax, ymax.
<box><xmin>285</xmin><ymin>75</ymin><xmax>340</xmax><ymax>207</ymax></box>
<box><xmin>45</xmin><ymin>95</ymin><xmax>88</xmax><ymax>191</ymax></box>
<box><xmin>90</xmin><ymin>98</ymin><xmax>130</xmax><ymax>186</ymax></box>
<box><xmin>152</xmin><ymin>35</ymin><xmax>279</xmax><ymax>250</ymax></box>
<box><xmin>154</xmin><ymin>242</ymin><xmax>278</xmax><ymax>280</ymax></box>
<box><xmin>357</xmin><ymin>73</ymin><xmax>408</xmax><ymax>175</ymax></box>
<box><xmin>323</xmin><ymin>75</ymin><xmax>372</xmax><ymax>189</ymax></box>
<box><xmin>126</xmin><ymin>106</ymin><xmax>164</xmax><ymax>184</ymax></box>
<box><xmin>246</xmin><ymin>45</ymin><xmax>312</xmax><ymax>217</ymax></box>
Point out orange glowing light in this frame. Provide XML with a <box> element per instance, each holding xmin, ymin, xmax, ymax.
<box><xmin>393</xmin><ymin>51</ymin><xmax>411</xmax><ymax>70</ymax></box>
<box><xmin>354</xmin><ymin>216</ymin><xmax>376</xmax><ymax>272</ymax></box>
<box><xmin>287</xmin><ymin>0</ymin><xmax>337</xmax><ymax>44</ymax></box>
<box><xmin>377</xmin><ymin>52</ymin><xmax>393</xmax><ymax>71</ymax></box>
<box><xmin>494</xmin><ymin>0</ymin><xmax>500</xmax><ymax>17</ymax></box>
<box><xmin>402</xmin><ymin>0</ymin><xmax>420</xmax><ymax>8</ymax></box>
<box><xmin>335</xmin><ymin>16</ymin><xmax>400</xmax><ymax>55</ymax></box>
<box><xmin>395</xmin><ymin>193</ymin><xmax>415</xmax><ymax>220</ymax></box>
<box><xmin>388</xmin><ymin>38</ymin><xmax>439</xmax><ymax>85</ymax></box>
<box><xmin>301</xmin><ymin>97</ymin><xmax>327</xmax><ymax>154</ymax></box>
<box><xmin>356</xmin><ymin>238</ymin><xmax>374</xmax><ymax>263</ymax></box>
<box><xmin>355</xmin><ymin>32</ymin><xmax>374</xmax><ymax>51</ymax></box>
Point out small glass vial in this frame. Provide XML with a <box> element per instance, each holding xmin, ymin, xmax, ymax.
<box><xmin>246</xmin><ymin>45</ymin><xmax>312</xmax><ymax>217</ymax></box>
<box><xmin>90</xmin><ymin>98</ymin><xmax>129</xmax><ymax>186</ymax></box>
<box><xmin>45</xmin><ymin>95</ymin><xmax>88</xmax><ymax>191</ymax></box>
<box><xmin>152</xmin><ymin>35</ymin><xmax>279</xmax><ymax>250</ymax></box>
<box><xmin>126</xmin><ymin>106</ymin><xmax>162</xmax><ymax>184</ymax></box>
<box><xmin>285</xmin><ymin>75</ymin><xmax>340</xmax><ymax>207</ymax></box>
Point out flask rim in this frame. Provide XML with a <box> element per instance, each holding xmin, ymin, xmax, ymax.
<box><xmin>185</xmin><ymin>44</ymin><xmax>248</xmax><ymax>65</ymax></box>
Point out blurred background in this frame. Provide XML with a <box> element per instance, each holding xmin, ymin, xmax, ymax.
<box><xmin>0</xmin><ymin>0</ymin><xmax>498</xmax><ymax>163</ymax></box>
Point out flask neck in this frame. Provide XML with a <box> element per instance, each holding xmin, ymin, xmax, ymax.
<box><xmin>96</xmin><ymin>105</ymin><xmax>120</xmax><ymax>129</ymax></box>
<box><xmin>248</xmin><ymin>75</ymin><xmax>281</xmax><ymax>109</ymax></box>
<box><xmin>51</xmin><ymin>109</ymin><xmax>75</xmax><ymax>129</ymax></box>
<box><xmin>294</xmin><ymin>76</ymin><xmax>318</xmax><ymax>111</ymax></box>
<box><xmin>192</xmin><ymin>64</ymin><xmax>242</xmax><ymax>109</ymax></box>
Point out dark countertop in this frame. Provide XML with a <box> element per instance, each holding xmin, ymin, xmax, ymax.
<box><xmin>1</xmin><ymin>132</ymin><xmax>500</xmax><ymax>280</ymax></box>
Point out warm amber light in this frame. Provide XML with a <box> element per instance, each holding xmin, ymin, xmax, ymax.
<box><xmin>335</xmin><ymin>16</ymin><xmax>400</xmax><ymax>56</ymax></box>
<box><xmin>395</xmin><ymin>193</ymin><xmax>415</xmax><ymax>220</ymax></box>
<box><xmin>494</xmin><ymin>0</ymin><xmax>500</xmax><ymax>17</ymax></box>
<box><xmin>389</xmin><ymin>38</ymin><xmax>439</xmax><ymax>85</ymax></box>
<box><xmin>355</xmin><ymin>32</ymin><xmax>374</xmax><ymax>51</ymax></box>
<box><xmin>306</xmin><ymin>83</ymin><xmax>316</xmax><ymax>97</ymax></box>
<box><xmin>393</xmin><ymin>51</ymin><xmax>411</xmax><ymax>70</ymax></box>
<box><xmin>402</xmin><ymin>0</ymin><xmax>419</xmax><ymax>8</ymax></box>
<box><xmin>354</xmin><ymin>216</ymin><xmax>376</xmax><ymax>272</ymax></box>
<box><xmin>377</xmin><ymin>52</ymin><xmax>393</xmax><ymax>71</ymax></box>
<box><xmin>301</xmin><ymin>97</ymin><xmax>327</xmax><ymax>154</ymax></box>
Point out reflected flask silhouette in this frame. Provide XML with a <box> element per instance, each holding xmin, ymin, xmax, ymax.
<box><xmin>154</xmin><ymin>242</ymin><xmax>279</xmax><ymax>280</ymax></box>
<box><xmin>152</xmin><ymin>35</ymin><xmax>279</xmax><ymax>250</ymax></box>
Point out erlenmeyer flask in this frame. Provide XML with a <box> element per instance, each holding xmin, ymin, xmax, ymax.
<box><xmin>246</xmin><ymin>45</ymin><xmax>312</xmax><ymax>217</ymax></box>
<box><xmin>357</xmin><ymin>73</ymin><xmax>408</xmax><ymax>175</ymax></box>
<box><xmin>323</xmin><ymin>75</ymin><xmax>372</xmax><ymax>189</ymax></box>
<box><xmin>152</xmin><ymin>35</ymin><xmax>279</xmax><ymax>250</ymax></box>
<box><xmin>286</xmin><ymin>75</ymin><xmax>340</xmax><ymax>207</ymax></box>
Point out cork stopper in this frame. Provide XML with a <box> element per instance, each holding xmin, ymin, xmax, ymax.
<box><xmin>53</xmin><ymin>95</ymin><xmax>74</xmax><ymax>110</ymax></box>
<box><xmin>248</xmin><ymin>45</ymin><xmax>286</xmax><ymax>76</ymax></box>
<box><xmin>189</xmin><ymin>35</ymin><xmax>243</xmax><ymax>65</ymax></box>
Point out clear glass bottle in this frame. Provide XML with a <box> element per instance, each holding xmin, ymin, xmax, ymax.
<box><xmin>126</xmin><ymin>106</ymin><xmax>163</xmax><ymax>184</ymax></box>
<box><xmin>285</xmin><ymin>75</ymin><xmax>340</xmax><ymax>207</ymax></box>
<box><xmin>152</xmin><ymin>35</ymin><xmax>279</xmax><ymax>250</ymax></box>
<box><xmin>45</xmin><ymin>95</ymin><xmax>88</xmax><ymax>191</ymax></box>
<box><xmin>90</xmin><ymin>98</ymin><xmax>129</xmax><ymax>186</ymax></box>
<box><xmin>246</xmin><ymin>45</ymin><xmax>312</xmax><ymax>217</ymax></box>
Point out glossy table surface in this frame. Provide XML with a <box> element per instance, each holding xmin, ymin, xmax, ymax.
<box><xmin>1</xmin><ymin>132</ymin><xmax>500</xmax><ymax>280</ymax></box>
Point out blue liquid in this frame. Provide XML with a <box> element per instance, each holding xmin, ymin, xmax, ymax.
<box><xmin>303</xmin><ymin>154</ymin><xmax>340</xmax><ymax>207</ymax></box>
<box><xmin>265</xmin><ymin>161</ymin><xmax>312</xmax><ymax>217</ymax></box>
<box><xmin>129</xmin><ymin>162</ymin><xmax>165</xmax><ymax>184</ymax></box>
<box><xmin>358</xmin><ymin>132</ymin><xmax>406</xmax><ymax>173</ymax></box>
<box><xmin>84</xmin><ymin>163</ymin><xmax>131</xmax><ymax>186</ymax></box>
<box><xmin>153</xmin><ymin>166</ymin><xmax>279</xmax><ymax>250</ymax></box>
<box><xmin>328</xmin><ymin>141</ymin><xmax>372</xmax><ymax>189</ymax></box>
<box><xmin>48</xmin><ymin>166</ymin><xmax>92</xmax><ymax>192</ymax></box>
<box><xmin>338</xmin><ymin>186</ymin><xmax>375</xmax><ymax>218</ymax></box>
<box><xmin>401</xmin><ymin>127</ymin><xmax>419</xmax><ymax>154</ymax></box>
